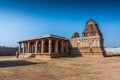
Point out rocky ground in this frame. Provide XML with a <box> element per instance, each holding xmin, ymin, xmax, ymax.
<box><xmin>0</xmin><ymin>55</ymin><xmax>120</xmax><ymax>80</ymax></box>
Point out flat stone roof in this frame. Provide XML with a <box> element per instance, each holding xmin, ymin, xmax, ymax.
<box><xmin>18</xmin><ymin>34</ymin><xmax>67</xmax><ymax>43</ymax></box>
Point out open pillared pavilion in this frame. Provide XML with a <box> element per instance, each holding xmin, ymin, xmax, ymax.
<box><xmin>18</xmin><ymin>34</ymin><xmax>69</xmax><ymax>59</ymax></box>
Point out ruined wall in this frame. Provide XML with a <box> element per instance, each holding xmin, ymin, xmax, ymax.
<box><xmin>69</xmin><ymin>38</ymin><xmax>81</xmax><ymax>56</ymax></box>
<box><xmin>80</xmin><ymin>36</ymin><xmax>104</xmax><ymax>55</ymax></box>
<box><xmin>69</xmin><ymin>19</ymin><xmax>105</xmax><ymax>55</ymax></box>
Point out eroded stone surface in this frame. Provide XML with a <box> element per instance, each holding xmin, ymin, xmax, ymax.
<box><xmin>71</xmin><ymin>32</ymin><xmax>80</xmax><ymax>38</ymax></box>
<box><xmin>18</xmin><ymin>19</ymin><xmax>105</xmax><ymax>59</ymax></box>
<box><xmin>82</xmin><ymin>19</ymin><xmax>103</xmax><ymax>37</ymax></box>
<box><xmin>69</xmin><ymin>19</ymin><xmax>105</xmax><ymax>55</ymax></box>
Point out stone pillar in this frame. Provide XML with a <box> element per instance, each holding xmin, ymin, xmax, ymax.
<box><xmin>66</xmin><ymin>41</ymin><xmax>69</xmax><ymax>53</ymax></box>
<box><xmin>61</xmin><ymin>41</ymin><xmax>64</xmax><ymax>53</ymax></box>
<box><xmin>31</xmin><ymin>43</ymin><xmax>34</xmax><ymax>53</ymax></box>
<box><xmin>41</xmin><ymin>39</ymin><xmax>44</xmax><ymax>53</ymax></box>
<box><xmin>27</xmin><ymin>42</ymin><xmax>30</xmax><ymax>53</ymax></box>
<box><xmin>38</xmin><ymin>44</ymin><xmax>40</xmax><ymax>53</ymax></box>
<box><xmin>22</xmin><ymin>42</ymin><xmax>25</xmax><ymax>53</ymax></box>
<box><xmin>19</xmin><ymin>43</ymin><xmax>21</xmax><ymax>53</ymax></box>
<box><xmin>25</xmin><ymin>43</ymin><xmax>27</xmax><ymax>53</ymax></box>
<box><xmin>29</xmin><ymin>43</ymin><xmax>31</xmax><ymax>53</ymax></box>
<box><xmin>49</xmin><ymin>39</ymin><xmax>52</xmax><ymax>54</ymax></box>
<box><xmin>55</xmin><ymin>40</ymin><xmax>58</xmax><ymax>53</ymax></box>
<box><xmin>35</xmin><ymin>41</ymin><xmax>38</xmax><ymax>53</ymax></box>
<box><xmin>31</xmin><ymin>44</ymin><xmax>33</xmax><ymax>53</ymax></box>
<box><xmin>32</xmin><ymin>43</ymin><xmax>35</xmax><ymax>53</ymax></box>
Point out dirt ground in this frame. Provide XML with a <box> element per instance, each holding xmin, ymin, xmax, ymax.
<box><xmin>0</xmin><ymin>55</ymin><xmax>120</xmax><ymax>80</ymax></box>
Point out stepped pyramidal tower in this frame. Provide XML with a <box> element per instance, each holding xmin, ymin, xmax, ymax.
<box><xmin>82</xmin><ymin>19</ymin><xmax>103</xmax><ymax>37</ymax></box>
<box><xmin>69</xmin><ymin>19</ymin><xmax>105</xmax><ymax>56</ymax></box>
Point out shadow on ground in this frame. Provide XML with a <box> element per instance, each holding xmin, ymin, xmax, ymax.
<box><xmin>0</xmin><ymin>60</ymin><xmax>45</xmax><ymax>68</ymax></box>
<box><xmin>69</xmin><ymin>54</ymin><xmax>82</xmax><ymax>58</ymax></box>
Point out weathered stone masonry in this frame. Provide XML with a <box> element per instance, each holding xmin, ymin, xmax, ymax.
<box><xmin>69</xmin><ymin>19</ymin><xmax>104</xmax><ymax>55</ymax></box>
<box><xmin>18</xmin><ymin>19</ymin><xmax>105</xmax><ymax>58</ymax></box>
<box><xmin>18</xmin><ymin>34</ymin><xmax>69</xmax><ymax>58</ymax></box>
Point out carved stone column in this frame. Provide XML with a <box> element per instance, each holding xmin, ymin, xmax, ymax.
<box><xmin>29</xmin><ymin>43</ymin><xmax>31</xmax><ymax>53</ymax></box>
<box><xmin>35</xmin><ymin>40</ymin><xmax>38</xmax><ymax>53</ymax></box>
<box><xmin>61</xmin><ymin>41</ymin><xmax>64</xmax><ymax>53</ymax></box>
<box><xmin>25</xmin><ymin>43</ymin><xmax>27</xmax><ymax>53</ymax></box>
<box><xmin>19</xmin><ymin>43</ymin><xmax>21</xmax><ymax>53</ymax></box>
<box><xmin>31</xmin><ymin>43</ymin><xmax>33</xmax><ymax>53</ymax></box>
<box><xmin>27</xmin><ymin>42</ymin><xmax>30</xmax><ymax>53</ymax></box>
<box><xmin>49</xmin><ymin>39</ymin><xmax>52</xmax><ymax>54</ymax></box>
<box><xmin>41</xmin><ymin>39</ymin><xmax>44</xmax><ymax>53</ymax></box>
<box><xmin>31</xmin><ymin>43</ymin><xmax>34</xmax><ymax>53</ymax></box>
<box><xmin>55</xmin><ymin>40</ymin><xmax>58</xmax><ymax>53</ymax></box>
<box><xmin>22</xmin><ymin>42</ymin><xmax>25</xmax><ymax>53</ymax></box>
<box><xmin>66</xmin><ymin>41</ymin><xmax>68</xmax><ymax>53</ymax></box>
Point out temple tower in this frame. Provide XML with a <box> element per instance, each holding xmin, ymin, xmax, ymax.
<box><xmin>82</xmin><ymin>19</ymin><xmax>103</xmax><ymax>37</ymax></box>
<box><xmin>69</xmin><ymin>19</ymin><xmax>105</xmax><ymax>56</ymax></box>
<box><xmin>80</xmin><ymin>19</ymin><xmax>105</xmax><ymax>55</ymax></box>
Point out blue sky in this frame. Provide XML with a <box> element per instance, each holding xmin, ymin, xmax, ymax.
<box><xmin>0</xmin><ymin>0</ymin><xmax>120</xmax><ymax>47</ymax></box>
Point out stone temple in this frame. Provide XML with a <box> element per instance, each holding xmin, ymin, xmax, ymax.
<box><xmin>18</xmin><ymin>19</ymin><xmax>105</xmax><ymax>59</ymax></box>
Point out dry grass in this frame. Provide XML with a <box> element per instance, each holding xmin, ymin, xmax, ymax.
<box><xmin>0</xmin><ymin>55</ymin><xmax>120</xmax><ymax>80</ymax></box>
<box><xmin>0</xmin><ymin>56</ymin><xmax>15</xmax><ymax>59</ymax></box>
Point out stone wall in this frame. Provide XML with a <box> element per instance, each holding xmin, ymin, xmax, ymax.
<box><xmin>69</xmin><ymin>37</ymin><xmax>104</xmax><ymax>55</ymax></box>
